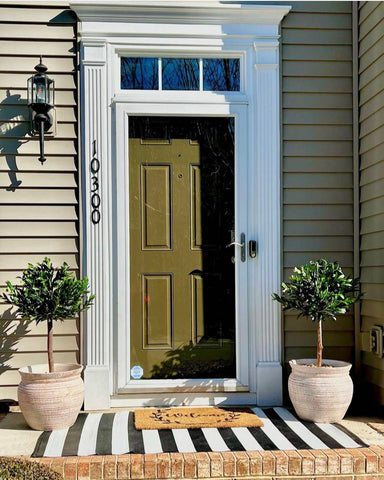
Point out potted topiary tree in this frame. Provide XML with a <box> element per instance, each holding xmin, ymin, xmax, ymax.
<box><xmin>2</xmin><ymin>257</ymin><xmax>94</xmax><ymax>431</ymax></box>
<box><xmin>272</xmin><ymin>259</ymin><xmax>360</xmax><ymax>423</ymax></box>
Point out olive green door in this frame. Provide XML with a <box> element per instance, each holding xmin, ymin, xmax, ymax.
<box><xmin>129</xmin><ymin>117</ymin><xmax>235</xmax><ymax>380</ymax></box>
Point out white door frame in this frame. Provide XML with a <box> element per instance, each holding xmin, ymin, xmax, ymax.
<box><xmin>114</xmin><ymin>102</ymin><xmax>249</xmax><ymax>398</ymax></box>
<box><xmin>70</xmin><ymin>0</ymin><xmax>291</xmax><ymax>410</ymax></box>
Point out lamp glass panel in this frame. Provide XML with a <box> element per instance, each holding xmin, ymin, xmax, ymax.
<box><xmin>34</xmin><ymin>77</ymin><xmax>47</xmax><ymax>103</ymax></box>
<box><xmin>49</xmin><ymin>79</ymin><xmax>54</xmax><ymax>106</ymax></box>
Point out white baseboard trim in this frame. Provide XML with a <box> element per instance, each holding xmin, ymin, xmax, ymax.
<box><xmin>256</xmin><ymin>362</ymin><xmax>283</xmax><ymax>406</ymax></box>
<box><xmin>84</xmin><ymin>365</ymin><xmax>111</xmax><ymax>410</ymax></box>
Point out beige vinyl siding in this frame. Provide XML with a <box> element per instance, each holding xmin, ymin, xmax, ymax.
<box><xmin>281</xmin><ymin>2</ymin><xmax>354</xmax><ymax>368</ymax></box>
<box><xmin>0</xmin><ymin>3</ymin><xmax>79</xmax><ymax>399</ymax></box>
<box><xmin>359</xmin><ymin>1</ymin><xmax>384</xmax><ymax>405</ymax></box>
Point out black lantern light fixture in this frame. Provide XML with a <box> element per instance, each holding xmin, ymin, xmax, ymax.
<box><xmin>27</xmin><ymin>56</ymin><xmax>55</xmax><ymax>164</ymax></box>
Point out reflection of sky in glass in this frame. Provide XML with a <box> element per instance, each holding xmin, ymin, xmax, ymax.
<box><xmin>162</xmin><ymin>58</ymin><xmax>199</xmax><ymax>90</ymax></box>
<box><xmin>121</xmin><ymin>57</ymin><xmax>240</xmax><ymax>91</ymax></box>
<box><xmin>121</xmin><ymin>57</ymin><xmax>158</xmax><ymax>90</ymax></box>
<box><xmin>203</xmin><ymin>59</ymin><xmax>240</xmax><ymax>91</ymax></box>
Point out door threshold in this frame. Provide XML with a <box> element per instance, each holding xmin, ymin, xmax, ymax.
<box><xmin>110</xmin><ymin>392</ymin><xmax>257</xmax><ymax>408</ymax></box>
<box><xmin>117</xmin><ymin>378</ymin><xmax>248</xmax><ymax>394</ymax></box>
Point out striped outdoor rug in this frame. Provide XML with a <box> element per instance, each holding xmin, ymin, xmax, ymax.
<box><xmin>32</xmin><ymin>407</ymin><xmax>367</xmax><ymax>457</ymax></box>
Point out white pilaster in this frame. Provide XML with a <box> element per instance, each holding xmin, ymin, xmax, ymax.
<box><xmin>81</xmin><ymin>41</ymin><xmax>111</xmax><ymax>409</ymax></box>
<box><xmin>253</xmin><ymin>40</ymin><xmax>282</xmax><ymax>406</ymax></box>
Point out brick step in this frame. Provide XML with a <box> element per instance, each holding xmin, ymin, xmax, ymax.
<box><xmin>31</xmin><ymin>446</ymin><xmax>384</xmax><ymax>480</ymax></box>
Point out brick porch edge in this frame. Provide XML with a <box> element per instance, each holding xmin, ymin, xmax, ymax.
<box><xmin>31</xmin><ymin>445</ymin><xmax>384</xmax><ymax>480</ymax></box>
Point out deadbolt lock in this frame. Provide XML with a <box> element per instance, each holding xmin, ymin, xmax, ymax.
<box><xmin>249</xmin><ymin>240</ymin><xmax>257</xmax><ymax>258</ymax></box>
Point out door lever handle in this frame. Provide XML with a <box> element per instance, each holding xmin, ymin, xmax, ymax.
<box><xmin>226</xmin><ymin>241</ymin><xmax>244</xmax><ymax>248</ymax></box>
<box><xmin>226</xmin><ymin>233</ymin><xmax>246</xmax><ymax>262</ymax></box>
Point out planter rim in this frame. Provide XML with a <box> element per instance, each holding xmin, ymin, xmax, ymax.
<box><xmin>19</xmin><ymin>363</ymin><xmax>83</xmax><ymax>381</ymax></box>
<box><xmin>289</xmin><ymin>358</ymin><xmax>352</xmax><ymax>374</ymax></box>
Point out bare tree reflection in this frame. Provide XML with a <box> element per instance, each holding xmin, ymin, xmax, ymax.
<box><xmin>203</xmin><ymin>59</ymin><xmax>240</xmax><ymax>91</ymax></box>
<box><xmin>162</xmin><ymin>58</ymin><xmax>199</xmax><ymax>90</ymax></box>
<box><xmin>121</xmin><ymin>57</ymin><xmax>240</xmax><ymax>91</ymax></box>
<box><xmin>121</xmin><ymin>58</ymin><xmax>158</xmax><ymax>90</ymax></box>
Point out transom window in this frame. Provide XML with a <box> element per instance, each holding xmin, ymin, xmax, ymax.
<box><xmin>121</xmin><ymin>57</ymin><xmax>240</xmax><ymax>92</ymax></box>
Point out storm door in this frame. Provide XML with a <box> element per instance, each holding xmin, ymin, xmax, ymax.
<box><xmin>129</xmin><ymin>116</ymin><xmax>236</xmax><ymax>381</ymax></box>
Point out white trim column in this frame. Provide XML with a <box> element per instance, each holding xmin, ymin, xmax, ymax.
<box><xmin>253</xmin><ymin>40</ymin><xmax>283</xmax><ymax>406</ymax></box>
<box><xmin>81</xmin><ymin>40</ymin><xmax>112</xmax><ymax>410</ymax></box>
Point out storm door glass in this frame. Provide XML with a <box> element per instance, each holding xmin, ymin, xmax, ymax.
<box><xmin>129</xmin><ymin>117</ymin><xmax>235</xmax><ymax>380</ymax></box>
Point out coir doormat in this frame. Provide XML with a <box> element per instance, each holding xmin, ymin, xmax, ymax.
<box><xmin>32</xmin><ymin>407</ymin><xmax>368</xmax><ymax>457</ymax></box>
<box><xmin>134</xmin><ymin>407</ymin><xmax>264</xmax><ymax>430</ymax></box>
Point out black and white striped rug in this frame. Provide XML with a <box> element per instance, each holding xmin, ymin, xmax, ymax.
<box><xmin>32</xmin><ymin>407</ymin><xmax>366</xmax><ymax>457</ymax></box>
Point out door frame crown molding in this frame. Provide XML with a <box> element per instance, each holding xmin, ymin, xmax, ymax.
<box><xmin>72</xmin><ymin>0</ymin><xmax>290</xmax><ymax>410</ymax></box>
<box><xmin>71</xmin><ymin>1</ymin><xmax>290</xmax><ymax>27</ymax></box>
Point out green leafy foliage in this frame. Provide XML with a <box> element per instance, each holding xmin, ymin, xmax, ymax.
<box><xmin>0</xmin><ymin>456</ymin><xmax>62</xmax><ymax>480</ymax></box>
<box><xmin>272</xmin><ymin>259</ymin><xmax>360</xmax><ymax>322</ymax></box>
<box><xmin>2</xmin><ymin>257</ymin><xmax>95</xmax><ymax>324</ymax></box>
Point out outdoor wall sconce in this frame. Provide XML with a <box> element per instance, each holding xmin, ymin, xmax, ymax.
<box><xmin>27</xmin><ymin>56</ymin><xmax>55</xmax><ymax>164</ymax></box>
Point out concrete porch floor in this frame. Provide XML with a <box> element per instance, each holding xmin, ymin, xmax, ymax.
<box><xmin>1</xmin><ymin>411</ymin><xmax>384</xmax><ymax>480</ymax></box>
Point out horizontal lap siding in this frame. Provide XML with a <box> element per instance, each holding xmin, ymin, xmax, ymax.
<box><xmin>0</xmin><ymin>3</ymin><xmax>79</xmax><ymax>399</ymax></box>
<box><xmin>359</xmin><ymin>1</ymin><xmax>384</xmax><ymax>405</ymax></box>
<box><xmin>281</xmin><ymin>2</ymin><xmax>354</xmax><ymax>368</ymax></box>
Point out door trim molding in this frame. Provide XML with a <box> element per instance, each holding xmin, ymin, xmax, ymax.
<box><xmin>70</xmin><ymin>1</ymin><xmax>291</xmax><ymax>29</ymax></box>
<box><xmin>72</xmin><ymin>0</ymin><xmax>291</xmax><ymax>409</ymax></box>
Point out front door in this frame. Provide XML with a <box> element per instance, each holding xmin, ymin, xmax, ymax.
<box><xmin>129</xmin><ymin>116</ymin><xmax>236</xmax><ymax>381</ymax></box>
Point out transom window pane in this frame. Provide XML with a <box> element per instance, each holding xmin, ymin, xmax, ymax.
<box><xmin>162</xmin><ymin>58</ymin><xmax>199</xmax><ymax>90</ymax></box>
<box><xmin>121</xmin><ymin>57</ymin><xmax>240</xmax><ymax>91</ymax></box>
<box><xmin>203</xmin><ymin>58</ymin><xmax>240</xmax><ymax>91</ymax></box>
<box><xmin>121</xmin><ymin>57</ymin><xmax>158</xmax><ymax>90</ymax></box>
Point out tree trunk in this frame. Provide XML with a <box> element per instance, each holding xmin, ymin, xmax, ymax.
<box><xmin>316</xmin><ymin>320</ymin><xmax>323</xmax><ymax>367</ymax></box>
<box><xmin>47</xmin><ymin>319</ymin><xmax>54</xmax><ymax>373</ymax></box>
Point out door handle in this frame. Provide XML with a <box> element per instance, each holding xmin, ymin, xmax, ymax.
<box><xmin>226</xmin><ymin>241</ymin><xmax>244</xmax><ymax>248</ymax></box>
<box><xmin>226</xmin><ymin>232</ymin><xmax>246</xmax><ymax>262</ymax></box>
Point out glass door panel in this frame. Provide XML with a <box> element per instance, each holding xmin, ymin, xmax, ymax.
<box><xmin>129</xmin><ymin>116</ymin><xmax>235</xmax><ymax>379</ymax></box>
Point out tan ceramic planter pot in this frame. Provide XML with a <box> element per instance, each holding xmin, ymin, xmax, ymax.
<box><xmin>288</xmin><ymin>359</ymin><xmax>353</xmax><ymax>423</ymax></box>
<box><xmin>18</xmin><ymin>363</ymin><xmax>84</xmax><ymax>431</ymax></box>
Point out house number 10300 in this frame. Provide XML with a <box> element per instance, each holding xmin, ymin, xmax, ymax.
<box><xmin>91</xmin><ymin>140</ymin><xmax>101</xmax><ymax>224</ymax></box>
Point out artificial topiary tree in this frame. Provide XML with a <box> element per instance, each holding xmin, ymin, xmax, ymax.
<box><xmin>2</xmin><ymin>257</ymin><xmax>94</xmax><ymax>373</ymax></box>
<box><xmin>272</xmin><ymin>259</ymin><xmax>360</xmax><ymax>367</ymax></box>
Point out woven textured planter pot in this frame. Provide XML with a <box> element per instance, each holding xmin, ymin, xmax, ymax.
<box><xmin>288</xmin><ymin>358</ymin><xmax>353</xmax><ymax>423</ymax></box>
<box><xmin>18</xmin><ymin>363</ymin><xmax>84</xmax><ymax>431</ymax></box>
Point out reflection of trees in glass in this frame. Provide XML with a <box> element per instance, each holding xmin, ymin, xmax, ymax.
<box><xmin>121</xmin><ymin>57</ymin><xmax>158</xmax><ymax>90</ymax></box>
<box><xmin>151</xmin><ymin>343</ymin><xmax>236</xmax><ymax>379</ymax></box>
<box><xmin>203</xmin><ymin>59</ymin><xmax>240</xmax><ymax>91</ymax></box>
<box><xmin>162</xmin><ymin>58</ymin><xmax>199</xmax><ymax>90</ymax></box>
<box><xmin>121</xmin><ymin>57</ymin><xmax>240</xmax><ymax>91</ymax></box>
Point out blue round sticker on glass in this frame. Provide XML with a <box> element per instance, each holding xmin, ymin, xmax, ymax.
<box><xmin>130</xmin><ymin>365</ymin><xmax>143</xmax><ymax>379</ymax></box>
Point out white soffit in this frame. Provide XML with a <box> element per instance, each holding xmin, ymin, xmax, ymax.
<box><xmin>69</xmin><ymin>1</ymin><xmax>291</xmax><ymax>26</ymax></box>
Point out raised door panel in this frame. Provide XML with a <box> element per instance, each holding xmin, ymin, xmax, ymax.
<box><xmin>141</xmin><ymin>165</ymin><xmax>172</xmax><ymax>250</ymax></box>
<box><xmin>142</xmin><ymin>274</ymin><xmax>172</xmax><ymax>349</ymax></box>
